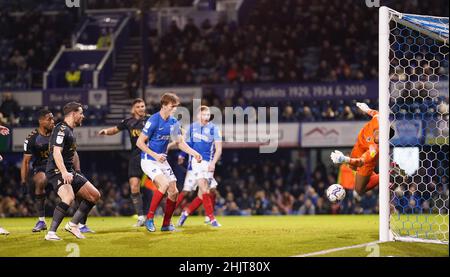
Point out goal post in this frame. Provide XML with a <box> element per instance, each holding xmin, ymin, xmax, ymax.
<box><xmin>379</xmin><ymin>6</ymin><xmax>449</xmax><ymax>244</ymax></box>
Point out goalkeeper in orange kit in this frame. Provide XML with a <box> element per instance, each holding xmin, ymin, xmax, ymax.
<box><xmin>330</xmin><ymin>102</ymin><xmax>396</xmax><ymax>197</ymax></box>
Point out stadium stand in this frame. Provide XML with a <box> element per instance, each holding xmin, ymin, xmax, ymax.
<box><xmin>0</xmin><ymin>0</ymin><xmax>448</xmax><ymax>218</ymax></box>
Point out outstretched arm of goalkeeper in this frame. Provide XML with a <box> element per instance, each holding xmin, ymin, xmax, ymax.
<box><xmin>330</xmin><ymin>147</ymin><xmax>377</xmax><ymax>167</ymax></box>
<box><xmin>356</xmin><ymin>102</ymin><xmax>378</xmax><ymax>117</ymax></box>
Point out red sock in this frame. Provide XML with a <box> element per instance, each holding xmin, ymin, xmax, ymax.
<box><xmin>185</xmin><ymin>196</ymin><xmax>202</xmax><ymax>215</ymax></box>
<box><xmin>147</xmin><ymin>190</ymin><xmax>164</xmax><ymax>219</ymax></box>
<box><xmin>202</xmin><ymin>193</ymin><xmax>215</xmax><ymax>221</ymax></box>
<box><xmin>366</xmin><ymin>173</ymin><xmax>379</xmax><ymax>191</ymax></box>
<box><xmin>163</xmin><ymin>198</ymin><xmax>177</xmax><ymax>226</ymax></box>
<box><xmin>176</xmin><ymin>191</ymin><xmax>185</xmax><ymax>209</ymax></box>
<box><xmin>210</xmin><ymin>191</ymin><xmax>216</xmax><ymax>210</ymax></box>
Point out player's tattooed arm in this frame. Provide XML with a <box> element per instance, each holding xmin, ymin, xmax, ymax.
<box><xmin>98</xmin><ymin>126</ymin><xmax>120</xmax><ymax>136</ymax></box>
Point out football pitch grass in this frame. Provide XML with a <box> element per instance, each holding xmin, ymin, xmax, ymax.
<box><xmin>0</xmin><ymin>215</ymin><xmax>447</xmax><ymax>257</ymax></box>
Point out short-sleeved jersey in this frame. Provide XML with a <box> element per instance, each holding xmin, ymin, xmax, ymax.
<box><xmin>141</xmin><ymin>112</ymin><xmax>181</xmax><ymax>161</ymax></box>
<box><xmin>185</xmin><ymin>121</ymin><xmax>221</xmax><ymax>162</ymax></box>
<box><xmin>117</xmin><ymin>115</ymin><xmax>150</xmax><ymax>156</ymax></box>
<box><xmin>24</xmin><ymin>129</ymin><xmax>51</xmax><ymax>168</ymax></box>
<box><xmin>46</xmin><ymin>121</ymin><xmax>77</xmax><ymax>175</ymax></box>
<box><xmin>356</xmin><ymin>110</ymin><xmax>379</xmax><ymax>161</ymax></box>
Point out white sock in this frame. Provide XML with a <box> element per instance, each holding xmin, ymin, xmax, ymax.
<box><xmin>39</xmin><ymin>217</ymin><xmax>45</xmax><ymax>222</ymax></box>
<box><xmin>138</xmin><ymin>215</ymin><xmax>145</xmax><ymax>221</ymax></box>
<box><xmin>68</xmin><ymin>221</ymin><xmax>77</xmax><ymax>227</ymax></box>
<box><xmin>183</xmin><ymin>211</ymin><xmax>189</xmax><ymax>216</ymax></box>
<box><xmin>78</xmin><ymin>224</ymin><xmax>85</xmax><ymax>228</ymax></box>
<box><xmin>48</xmin><ymin>231</ymin><xmax>56</xmax><ymax>235</ymax></box>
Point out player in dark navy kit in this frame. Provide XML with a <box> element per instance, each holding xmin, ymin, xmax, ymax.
<box><xmin>137</xmin><ymin>92</ymin><xmax>202</xmax><ymax>232</ymax></box>
<box><xmin>45</xmin><ymin>102</ymin><xmax>101</xmax><ymax>241</ymax></box>
<box><xmin>20</xmin><ymin>109</ymin><xmax>55</xmax><ymax>232</ymax></box>
<box><xmin>98</xmin><ymin>98</ymin><xmax>149</xmax><ymax>227</ymax></box>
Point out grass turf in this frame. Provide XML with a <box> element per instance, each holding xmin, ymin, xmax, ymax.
<box><xmin>0</xmin><ymin>215</ymin><xmax>447</xmax><ymax>257</ymax></box>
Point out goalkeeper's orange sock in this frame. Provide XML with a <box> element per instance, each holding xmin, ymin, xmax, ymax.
<box><xmin>366</xmin><ymin>173</ymin><xmax>379</xmax><ymax>192</ymax></box>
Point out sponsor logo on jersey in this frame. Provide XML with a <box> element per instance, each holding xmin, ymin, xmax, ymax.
<box><xmin>370</xmin><ymin>149</ymin><xmax>377</xmax><ymax>158</ymax></box>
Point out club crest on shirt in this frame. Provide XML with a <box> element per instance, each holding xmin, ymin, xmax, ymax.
<box><xmin>144</xmin><ymin>121</ymin><xmax>151</xmax><ymax>132</ymax></box>
<box><xmin>56</xmin><ymin>135</ymin><xmax>64</xmax><ymax>144</ymax></box>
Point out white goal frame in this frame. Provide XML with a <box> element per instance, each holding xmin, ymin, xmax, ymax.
<box><xmin>379</xmin><ymin>6</ymin><xmax>449</xmax><ymax>244</ymax></box>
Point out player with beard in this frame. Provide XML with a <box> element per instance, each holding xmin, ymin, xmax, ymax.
<box><xmin>98</xmin><ymin>98</ymin><xmax>150</xmax><ymax>227</ymax></box>
<box><xmin>44</xmin><ymin>102</ymin><xmax>101</xmax><ymax>241</ymax></box>
<box><xmin>21</xmin><ymin>110</ymin><xmax>55</xmax><ymax>232</ymax></box>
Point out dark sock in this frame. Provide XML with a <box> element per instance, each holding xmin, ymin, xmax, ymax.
<box><xmin>71</xmin><ymin>200</ymin><xmax>95</xmax><ymax>225</ymax></box>
<box><xmin>50</xmin><ymin>202</ymin><xmax>70</xmax><ymax>232</ymax></box>
<box><xmin>80</xmin><ymin>213</ymin><xmax>88</xmax><ymax>225</ymax></box>
<box><xmin>35</xmin><ymin>194</ymin><xmax>46</xmax><ymax>218</ymax></box>
<box><xmin>74</xmin><ymin>198</ymin><xmax>87</xmax><ymax>225</ymax></box>
<box><xmin>131</xmin><ymin>192</ymin><xmax>144</xmax><ymax>216</ymax></box>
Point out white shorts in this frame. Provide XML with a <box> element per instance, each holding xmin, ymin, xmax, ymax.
<box><xmin>183</xmin><ymin>170</ymin><xmax>197</xmax><ymax>192</ymax></box>
<box><xmin>141</xmin><ymin>159</ymin><xmax>177</xmax><ymax>183</ymax></box>
<box><xmin>192</xmin><ymin>160</ymin><xmax>214</xmax><ymax>180</ymax></box>
<box><xmin>182</xmin><ymin>169</ymin><xmax>218</xmax><ymax>192</ymax></box>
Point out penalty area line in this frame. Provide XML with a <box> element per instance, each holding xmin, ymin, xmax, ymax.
<box><xmin>292</xmin><ymin>241</ymin><xmax>381</xmax><ymax>257</ymax></box>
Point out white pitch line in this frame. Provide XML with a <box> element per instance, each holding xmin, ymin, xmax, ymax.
<box><xmin>292</xmin><ymin>241</ymin><xmax>381</xmax><ymax>257</ymax></box>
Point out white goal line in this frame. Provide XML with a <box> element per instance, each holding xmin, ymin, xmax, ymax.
<box><xmin>292</xmin><ymin>241</ymin><xmax>381</xmax><ymax>257</ymax></box>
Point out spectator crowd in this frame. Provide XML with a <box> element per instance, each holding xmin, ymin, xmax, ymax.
<box><xmin>0</xmin><ymin>11</ymin><xmax>75</xmax><ymax>89</ymax></box>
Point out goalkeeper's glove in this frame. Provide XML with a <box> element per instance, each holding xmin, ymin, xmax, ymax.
<box><xmin>356</xmin><ymin>102</ymin><xmax>371</xmax><ymax>114</ymax></box>
<box><xmin>330</xmin><ymin>150</ymin><xmax>350</xmax><ymax>164</ymax></box>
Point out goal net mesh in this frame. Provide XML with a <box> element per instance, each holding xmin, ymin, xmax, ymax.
<box><xmin>388</xmin><ymin>12</ymin><xmax>449</xmax><ymax>243</ymax></box>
